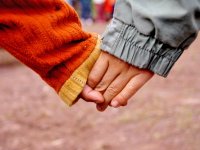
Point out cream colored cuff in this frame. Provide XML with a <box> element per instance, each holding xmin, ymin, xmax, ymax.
<box><xmin>58</xmin><ymin>36</ymin><xmax>101</xmax><ymax>106</ymax></box>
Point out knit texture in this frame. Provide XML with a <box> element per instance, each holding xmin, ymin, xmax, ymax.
<box><xmin>0</xmin><ymin>0</ymin><xmax>99</xmax><ymax>105</ymax></box>
<box><xmin>59</xmin><ymin>37</ymin><xmax>101</xmax><ymax>106</ymax></box>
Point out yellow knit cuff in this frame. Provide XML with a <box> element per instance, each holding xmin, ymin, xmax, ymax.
<box><xmin>58</xmin><ymin>36</ymin><xmax>101</xmax><ymax>106</ymax></box>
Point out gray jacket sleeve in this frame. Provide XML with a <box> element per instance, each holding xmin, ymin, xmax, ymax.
<box><xmin>101</xmin><ymin>0</ymin><xmax>200</xmax><ymax>77</ymax></box>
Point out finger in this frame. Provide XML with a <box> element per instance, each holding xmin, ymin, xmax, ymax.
<box><xmin>96</xmin><ymin>72</ymin><xmax>134</xmax><ymax>111</ymax></box>
<box><xmin>103</xmin><ymin>67</ymin><xmax>139</xmax><ymax>103</ymax></box>
<box><xmin>95</xmin><ymin>66</ymin><xmax>140</xmax><ymax>112</ymax></box>
<box><xmin>94</xmin><ymin>66</ymin><xmax>120</xmax><ymax>93</ymax></box>
<box><xmin>81</xmin><ymin>85</ymin><xmax>105</xmax><ymax>104</ymax></box>
<box><xmin>111</xmin><ymin>72</ymin><xmax>153</xmax><ymax>107</ymax></box>
<box><xmin>87</xmin><ymin>53</ymin><xmax>109</xmax><ymax>88</ymax></box>
<box><xmin>95</xmin><ymin>55</ymin><xmax>130</xmax><ymax>92</ymax></box>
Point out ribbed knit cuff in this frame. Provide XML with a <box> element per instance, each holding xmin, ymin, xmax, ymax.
<box><xmin>58</xmin><ymin>36</ymin><xmax>101</xmax><ymax>106</ymax></box>
<box><xmin>101</xmin><ymin>18</ymin><xmax>184</xmax><ymax>77</ymax></box>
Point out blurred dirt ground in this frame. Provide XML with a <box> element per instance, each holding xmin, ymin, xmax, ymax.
<box><xmin>0</xmin><ymin>23</ymin><xmax>200</xmax><ymax>150</ymax></box>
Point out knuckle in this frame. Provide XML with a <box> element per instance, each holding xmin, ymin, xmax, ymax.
<box><xmin>96</xmin><ymin>81</ymin><xmax>107</xmax><ymax>91</ymax></box>
<box><xmin>95</xmin><ymin>81</ymin><xmax>107</xmax><ymax>93</ymax></box>
<box><xmin>88</xmin><ymin>75</ymin><xmax>98</xmax><ymax>87</ymax></box>
<box><xmin>127</xmin><ymin>83</ymin><xmax>140</xmax><ymax>91</ymax></box>
<box><xmin>106</xmin><ymin>86</ymin><xmax>118</xmax><ymax>96</ymax></box>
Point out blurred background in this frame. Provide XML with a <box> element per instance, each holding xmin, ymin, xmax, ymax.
<box><xmin>66</xmin><ymin>0</ymin><xmax>116</xmax><ymax>24</ymax></box>
<box><xmin>0</xmin><ymin>1</ymin><xmax>200</xmax><ymax>150</ymax></box>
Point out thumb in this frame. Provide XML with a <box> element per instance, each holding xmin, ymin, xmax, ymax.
<box><xmin>80</xmin><ymin>85</ymin><xmax>105</xmax><ymax>104</ymax></box>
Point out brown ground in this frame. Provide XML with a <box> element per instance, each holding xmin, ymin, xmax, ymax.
<box><xmin>0</xmin><ymin>23</ymin><xmax>200</xmax><ymax>150</ymax></box>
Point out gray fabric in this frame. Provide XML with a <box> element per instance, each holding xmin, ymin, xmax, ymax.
<box><xmin>101</xmin><ymin>0</ymin><xmax>200</xmax><ymax>77</ymax></box>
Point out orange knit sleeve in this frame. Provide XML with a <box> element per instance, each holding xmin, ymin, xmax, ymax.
<box><xmin>0</xmin><ymin>0</ymin><xmax>101</xmax><ymax>106</ymax></box>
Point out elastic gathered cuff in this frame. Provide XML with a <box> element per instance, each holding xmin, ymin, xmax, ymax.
<box><xmin>101</xmin><ymin>18</ymin><xmax>184</xmax><ymax>77</ymax></box>
<box><xmin>58</xmin><ymin>36</ymin><xmax>101</xmax><ymax>106</ymax></box>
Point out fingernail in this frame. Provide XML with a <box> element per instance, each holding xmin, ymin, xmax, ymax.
<box><xmin>111</xmin><ymin>101</ymin><xmax>119</xmax><ymax>107</ymax></box>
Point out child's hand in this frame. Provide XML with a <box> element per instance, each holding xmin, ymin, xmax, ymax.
<box><xmin>80</xmin><ymin>84</ymin><xmax>104</xmax><ymax>104</ymax></box>
<box><xmin>85</xmin><ymin>51</ymin><xmax>154</xmax><ymax>111</ymax></box>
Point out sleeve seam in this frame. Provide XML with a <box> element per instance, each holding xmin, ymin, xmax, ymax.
<box><xmin>118</xmin><ymin>34</ymin><xmax>180</xmax><ymax>63</ymax></box>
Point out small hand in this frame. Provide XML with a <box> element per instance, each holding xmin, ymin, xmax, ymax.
<box><xmin>87</xmin><ymin>51</ymin><xmax>154</xmax><ymax>111</ymax></box>
<box><xmin>80</xmin><ymin>84</ymin><xmax>104</xmax><ymax>104</ymax></box>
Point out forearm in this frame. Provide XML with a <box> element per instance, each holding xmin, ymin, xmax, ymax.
<box><xmin>101</xmin><ymin>0</ymin><xmax>200</xmax><ymax>77</ymax></box>
<box><xmin>0</xmin><ymin>0</ymin><xmax>101</xmax><ymax>106</ymax></box>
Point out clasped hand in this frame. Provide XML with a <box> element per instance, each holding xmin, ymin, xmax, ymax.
<box><xmin>81</xmin><ymin>51</ymin><xmax>154</xmax><ymax>111</ymax></box>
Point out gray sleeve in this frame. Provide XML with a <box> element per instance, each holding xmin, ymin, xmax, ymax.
<box><xmin>101</xmin><ymin>0</ymin><xmax>200</xmax><ymax>77</ymax></box>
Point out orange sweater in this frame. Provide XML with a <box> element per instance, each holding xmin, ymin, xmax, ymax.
<box><xmin>0</xmin><ymin>0</ymin><xmax>101</xmax><ymax>106</ymax></box>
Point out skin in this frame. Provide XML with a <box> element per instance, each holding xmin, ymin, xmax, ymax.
<box><xmin>81</xmin><ymin>51</ymin><xmax>154</xmax><ymax>112</ymax></box>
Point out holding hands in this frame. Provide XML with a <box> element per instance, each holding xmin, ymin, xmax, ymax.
<box><xmin>81</xmin><ymin>51</ymin><xmax>154</xmax><ymax>112</ymax></box>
